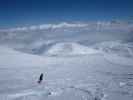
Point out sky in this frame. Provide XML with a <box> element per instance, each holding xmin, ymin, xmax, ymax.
<box><xmin>0</xmin><ymin>0</ymin><xmax>133</xmax><ymax>28</ymax></box>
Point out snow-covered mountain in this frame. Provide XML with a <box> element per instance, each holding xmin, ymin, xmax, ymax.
<box><xmin>0</xmin><ymin>21</ymin><xmax>133</xmax><ymax>100</ymax></box>
<box><xmin>45</xmin><ymin>42</ymin><xmax>99</xmax><ymax>56</ymax></box>
<box><xmin>0</xmin><ymin>21</ymin><xmax>133</xmax><ymax>55</ymax></box>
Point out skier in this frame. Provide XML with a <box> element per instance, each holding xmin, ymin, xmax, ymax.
<box><xmin>38</xmin><ymin>73</ymin><xmax>43</xmax><ymax>84</ymax></box>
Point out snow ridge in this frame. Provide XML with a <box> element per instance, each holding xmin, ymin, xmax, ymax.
<box><xmin>45</xmin><ymin>42</ymin><xmax>99</xmax><ymax>56</ymax></box>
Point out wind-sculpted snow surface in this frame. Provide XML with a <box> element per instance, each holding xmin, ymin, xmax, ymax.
<box><xmin>92</xmin><ymin>41</ymin><xmax>133</xmax><ymax>66</ymax></box>
<box><xmin>0</xmin><ymin>45</ymin><xmax>133</xmax><ymax>100</ymax></box>
<box><xmin>93</xmin><ymin>41</ymin><xmax>133</xmax><ymax>58</ymax></box>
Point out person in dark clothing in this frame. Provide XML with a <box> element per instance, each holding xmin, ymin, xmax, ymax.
<box><xmin>38</xmin><ymin>73</ymin><xmax>43</xmax><ymax>84</ymax></box>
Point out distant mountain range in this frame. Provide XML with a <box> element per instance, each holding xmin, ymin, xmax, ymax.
<box><xmin>0</xmin><ymin>21</ymin><xmax>133</xmax><ymax>55</ymax></box>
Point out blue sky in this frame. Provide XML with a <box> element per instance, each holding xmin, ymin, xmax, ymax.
<box><xmin>0</xmin><ymin>0</ymin><xmax>133</xmax><ymax>28</ymax></box>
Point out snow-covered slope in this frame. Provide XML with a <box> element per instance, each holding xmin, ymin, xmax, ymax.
<box><xmin>0</xmin><ymin>21</ymin><xmax>133</xmax><ymax>100</ymax></box>
<box><xmin>45</xmin><ymin>42</ymin><xmax>99</xmax><ymax>56</ymax></box>
<box><xmin>92</xmin><ymin>41</ymin><xmax>133</xmax><ymax>66</ymax></box>
<box><xmin>0</xmin><ymin>45</ymin><xmax>133</xmax><ymax>100</ymax></box>
<box><xmin>93</xmin><ymin>41</ymin><xmax>133</xmax><ymax>58</ymax></box>
<box><xmin>0</xmin><ymin>46</ymin><xmax>50</xmax><ymax>67</ymax></box>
